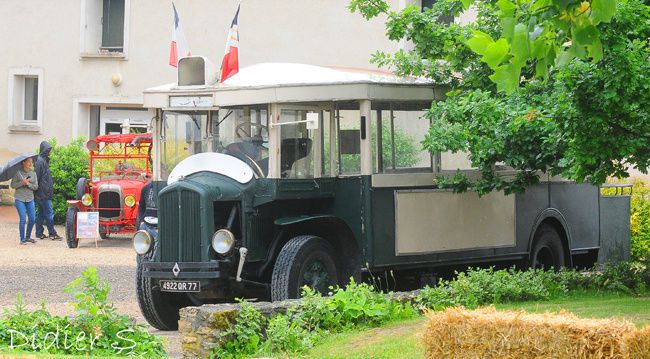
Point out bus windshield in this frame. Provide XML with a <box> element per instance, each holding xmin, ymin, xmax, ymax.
<box><xmin>160</xmin><ymin>107</ymin><xmax>269</xmax><ymax>179</ymax></box>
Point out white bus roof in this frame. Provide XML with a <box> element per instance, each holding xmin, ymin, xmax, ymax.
<box><xmin>144</xmin><ymin>62</ymin><xmax>440</xmax><ymax>109</ymax></box>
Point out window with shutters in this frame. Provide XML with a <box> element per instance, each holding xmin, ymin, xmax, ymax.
<box><xmin>80</xmin><ymin>0</ymin><xmax>130</xmax><ymax>57</ymax></box>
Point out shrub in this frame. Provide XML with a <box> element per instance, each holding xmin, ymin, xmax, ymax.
<box><xmin>326</xmin><ymin>280</ymin><xmax>416</xmax><ymax>328</ymax></box>
<box><xmin>0</xmin><ymin>267</ymin><xmax>165</xmax><ymax>357</ymax></box>
<box><xmin>262</xmin><ymin>314</ymin><xmax>318</xmax><ymax>354</ymax></box>
<box><xmin>213</xmin><ymin>300</ymin><xmax>266</xmax><ymax>359</ymax></box>
<box><xmin>560</xmin><ymin>262</ymin><xmax>650</xmax><ymax>294</ymax></box>
<box><xmin>416</xmin><ymin>264</ymin><xmax>650</xmax><ymax>311</ymax></box>
<box><xmin>416</xmin><ymin>267</ymin><xmax>568</xmax><ymax>310</ymax></box>
<box><xmin>630</xmin><ymin>179</ymin><xmax>650</xmax><ymax>262</ymax></box>
<box><xmin>213</xmin><ymin>281</ymin><xmax>416</xmax><ymax>358</ymax></box>
<box><xmin>46</xmin><ymin>137</ymin><xmax>89</xmax><ymax>223</ymax></box>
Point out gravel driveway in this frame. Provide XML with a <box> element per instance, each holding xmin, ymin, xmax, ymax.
<box><xmin>0</xmin><ymin>209</ymin><xmax>181</xmax><ymax>357</ymax></box>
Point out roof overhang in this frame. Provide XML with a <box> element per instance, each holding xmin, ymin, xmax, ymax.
<box><xmin>143</xmin><ymin>62</ymin><xmax>443</xmax><ymax>110</ymax></box>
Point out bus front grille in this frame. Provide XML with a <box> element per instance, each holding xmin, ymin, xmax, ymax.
<box><xmin>159</xmin><ymin>189</ymin><xmax>202</xmax><ymax>262</ymax></box>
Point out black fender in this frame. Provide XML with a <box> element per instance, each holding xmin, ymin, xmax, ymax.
<box><xmin>76</xmin><ymin>177</ymin><xmax>89</xmax><ymax>200</ymax></box>
<box><xmin>257</xmin><ymin>215</ymin><xmax>361</xmax><ymax>283</ymax></box>
<box><xmin>528</xmin><ymin>208</ymin><xmax>573</xmax><ymax>267</ymax></box>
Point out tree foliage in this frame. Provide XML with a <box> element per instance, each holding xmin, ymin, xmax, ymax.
<box><xmin>350</xmin><ymin>0</ymin><xmax>649</xmax><ymax>194</ymax></box>
<box><xmin>48</xmin><ymin>137</ymin><xmax>89</xmax><ymax>223</ymax></box>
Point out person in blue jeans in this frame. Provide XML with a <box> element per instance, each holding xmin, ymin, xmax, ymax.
<box><xmin>35</xmin><ymin>141</ymin><xmax>62</xmax><ymax>240</ymax></box>
<box><xmin>11</xmin><ymin>157</ymin><xmax>38</xmax><ymax>245</ymax></box>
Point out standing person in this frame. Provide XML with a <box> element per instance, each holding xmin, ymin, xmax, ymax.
<box><xmin>11</xmin><ymin>158</ymin><xmax>38</xmax><ymax>245</ymax></box>
<box><xmin>136</xmin><ymin>180</ymin><xmax>157</xmax><ymax>229</ymax></box>
<box><xmin>34</xmin><ymin>141</ymin><xmax>62</xmax><ymax>240</ymax></box>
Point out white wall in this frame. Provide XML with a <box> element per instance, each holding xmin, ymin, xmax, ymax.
<box><xmin>0</xmin><ymin>0</ymin><xmax>399</xmax><ymax>157</ymax></box>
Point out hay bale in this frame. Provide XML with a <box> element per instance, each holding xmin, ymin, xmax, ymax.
<box><xmin>422</xmin><ymin>307</ymin><xmax>650</xmax><ymax>359</ymax></box>
<box><xmin>625</xmin><ymin>326</ymin><xmax>650</xmax><ymax>359</ymax></box>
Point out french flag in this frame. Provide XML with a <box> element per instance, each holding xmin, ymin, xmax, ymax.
<box><xmin>220</xmin><ymin>4</ymin><xmax>240</xmax><ymax>82</ymax></box>
<box><xmin>169</xmin><ymin>3</ymin><xmax>191</xmax><ymax>68</ymax></box>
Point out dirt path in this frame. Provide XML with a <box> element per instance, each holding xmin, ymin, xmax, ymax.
<box><xmin>0</xmin><ymin>206</ymin><xmax>181</xmax><ymax>358</ymax></box>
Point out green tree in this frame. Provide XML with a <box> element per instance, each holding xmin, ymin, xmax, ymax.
<box><xmin>350</xmin><ymin>0</ymin><xmax>649</xmax><ymax>194</ymax></box>
<box><xmin>47</xmin><ymin>138</ymin><xmax>89</xmax><ymax>223</ymax></box>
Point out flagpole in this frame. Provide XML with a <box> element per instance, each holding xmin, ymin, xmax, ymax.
<box><xmin>220</xmin><ymin>3</ymin><xmax>241</xmax><ymax>82</ymax></box>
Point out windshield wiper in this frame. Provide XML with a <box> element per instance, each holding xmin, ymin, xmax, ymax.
<box><xmin>216</xmin><ymin>110</ymin><xmax>234</xmax><ymax>127</ymax></box>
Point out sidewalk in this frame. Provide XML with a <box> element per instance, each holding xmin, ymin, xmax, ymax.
<box><xmin>0</xmin><ymin>204</ymin><xmax>18</xmax><ymax>223</ymax></box>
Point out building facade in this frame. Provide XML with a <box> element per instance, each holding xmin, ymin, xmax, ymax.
<box><xmin>1</xmin><ymin>0</ymin><xmax>425</xmax><ymax>159</ymax></box>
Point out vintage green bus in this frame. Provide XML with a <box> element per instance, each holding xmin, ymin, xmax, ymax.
<box><xmin>134</xmin><ymin>57</ymin><xmax>630</xmax><ymax>330</ymax></box>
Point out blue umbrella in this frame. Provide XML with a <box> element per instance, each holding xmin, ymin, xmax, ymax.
<box><xmin>0</xmin><ymin>152</ymin><xmax>38</xmax><ymax>182</ymax></box>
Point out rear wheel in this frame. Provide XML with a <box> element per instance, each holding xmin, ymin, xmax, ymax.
<box><xmin>529</xmin><ymin>224</ymin><xmax>566</xmax><ymax>270</ymax></box>
<box><xmin>65</xmin><ymin>207</ymin><xmax>79</xmax><ymax>248</ymax></box>
<box><xmin>100</xmin><ymin>232</ymin><xmax>109</xmax><ymax>240</ymax></box>
<box><xmin>136</xmin><ymin>256</ymin><xmax>192</xmax><ymax>330</ymax></box>
<box><xmin>271</xmin><ymin>235</ymin><xmax>339</xmax><ymax>301</ymax></box>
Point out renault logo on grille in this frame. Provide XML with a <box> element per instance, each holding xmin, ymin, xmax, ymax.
<box><xmin>172</xmin><ymin>263</ymin><xmax>181</xmax><ymax>278</ymax></box>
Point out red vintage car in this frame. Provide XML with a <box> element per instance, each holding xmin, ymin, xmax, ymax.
<box><xmin>65</xmin><ymin>133</ymin><xmax>152</xmax><ymax>248</ymax></box>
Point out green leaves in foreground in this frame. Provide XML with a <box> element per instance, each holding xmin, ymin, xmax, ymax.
<box><xmin>0</xmin><ymin>267</ymin><xmax>166</xmax><ymax>357</ymax></box>
<box><xmin>463</xmin><ymin>0</ymin><xmax>618</xmax><ymax>92</ymax></box>
<box><xmin>350</xmin><ymin>0</ymin><xmax>619</xmax><ymax>92</ymax></box>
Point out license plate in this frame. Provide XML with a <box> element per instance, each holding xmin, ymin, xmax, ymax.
<box><xmin>159</xmin><ymin>280</ymin><xmax>200</xmax><ymax>292</ymax></box>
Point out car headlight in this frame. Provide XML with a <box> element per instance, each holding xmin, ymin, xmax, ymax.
<box><xmin>81</xmin><ymin>193</ymin><xmax>93</xmax><ymax>207</ymax></box>
<box><xmin>133</xmin><ymin>230</ymin><xmax>152</xmax><ymax>255</ymax></box>
<box><xmin>212</xmin><ymin>229</ymin><xmax>235</xmax><ymax>255</ymax></box>
<box><xmin>124</xmin><ymin>195</ymin><xmax>136</xmax><ymax>207</ymax></box>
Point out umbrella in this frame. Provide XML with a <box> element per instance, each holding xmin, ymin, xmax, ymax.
<box><xmin>0</xmin><ymin>152</ymin><xmax>38</xmax><ymax>182</ymax></box>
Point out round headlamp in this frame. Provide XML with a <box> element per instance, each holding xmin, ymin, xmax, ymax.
<box><xmin>124</xmin><ymin>195</ymin><xmax>136</xmax><ymax>207</ymax></box>
<box><xmin>81</xmin><ymin>193</ymin><xmax>93</xmax><ymax>207</ymax></box>
<box><xmin>133</xmin><ymin>230</ymin><xmax>153</xmax><ymax>255</ymax></box>
<box><xmin>212</xmin><ymin>229</ymin><xmax>235</xmax><ymax>255</ymax></box>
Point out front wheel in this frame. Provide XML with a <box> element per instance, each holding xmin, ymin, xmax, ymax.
<box><xmin>529</xmin><ymin>224</ymin><xmax>566</xmax><ymax>270</ymax></box>
<box><xmin>65</xmin><ymin>207</ymin><xmax>79</xmax><ymax>248</ymax></box>
<box><xmin>136</xmin><ymin>256</ymin><xmax>191</xmax><ymax>330</ymax></box>
<box><xmin>271</xmin><ymin>235</ymin><xmax>339</xmax><ymax>301</ymax></box>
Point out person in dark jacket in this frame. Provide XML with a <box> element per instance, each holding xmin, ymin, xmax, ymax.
<box><xmin>34</xmin><ymin>141</ymin><xmax>62</xmax><ymax>240</ymax></box>
<box><xmin>136</xmin><ymin>180</ymin><xmax>157</xmax><ymax>229</ymax></box>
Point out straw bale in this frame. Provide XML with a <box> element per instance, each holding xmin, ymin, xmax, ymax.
<box><xmin>422</xmin><ymin>306</ymin><xmax>650</xmax><ymax>359</ymax></box>
<box><xmin>625</xmin><ymin>325</ymin><xmax>650</xmax><ymax>359</ymax></box>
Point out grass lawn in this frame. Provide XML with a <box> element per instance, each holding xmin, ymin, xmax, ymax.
<box><xmin>297</xmin><ymin>291</ymin><xmax>650</xmax><ymax>359</ymax></box>
<box><xmin>497</xmin><ymin>291</ymin><xmax>650</xmax><ymax>328</ymax></box>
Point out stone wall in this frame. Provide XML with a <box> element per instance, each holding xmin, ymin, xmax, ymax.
<box><xmin>178</xmin><ymin>299</ymin><xmax>300</xmax><ymax>359</ymax></box>
<box><xmin>178</xmin><ymin>291</ymin><xmax>420</xmax><ymax>359</ymax></box>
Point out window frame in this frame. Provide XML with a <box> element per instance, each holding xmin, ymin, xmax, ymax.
<box><xmin>101</xmin><ymin>0</ymin><xmax>126</xmax><ymax>52</ymax></box>
<box><xmin>276</xmin><ymin>104</ymin><xmax>329</xmax><ymax>179</ymax></box>
<box><xmin>79</xmin><ymin>0</ymin><xmax>130</xmax><ymax>58</ymax></box>
<box><xmin>373</xmin><ymin>102</ymin><xmax>433</xmax><ymax>174</ymax></box>
<box><xmin>7</xmin><ymin>67</ymin><xmax>44</xmax><ymax>133</ymax></box>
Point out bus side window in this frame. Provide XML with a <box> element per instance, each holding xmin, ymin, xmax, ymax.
<box><xmin>279</xmin><ymin>110</ymin><xmax>315</xmax><ymax>179</ymax></box>
<box><xmin>372</xmin><ymin>104</ymin><xmax>432</xmax><ymax>173</ymax></box>
<box><xmin>337</xmin><ymin>108</ymin><xmax>362</xmax><ymax>175</ymax></box>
